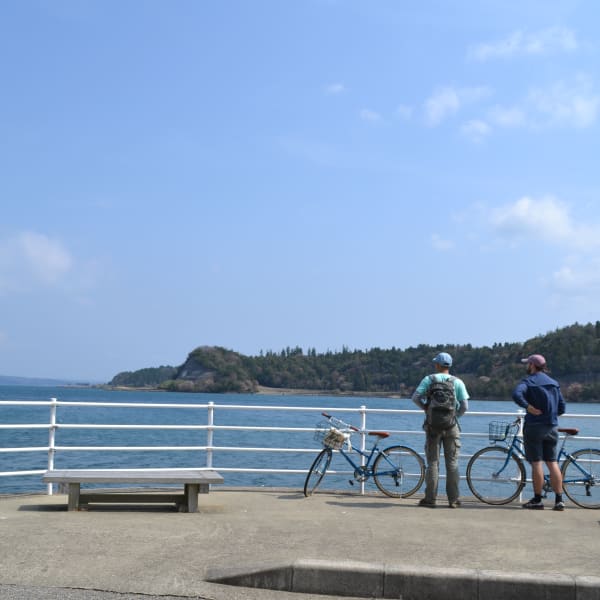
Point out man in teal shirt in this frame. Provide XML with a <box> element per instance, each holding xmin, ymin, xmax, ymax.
<box><xmin>412</xmin><ymin>352</ymin><xmax>470</xmax><ymax>508</ymax></box>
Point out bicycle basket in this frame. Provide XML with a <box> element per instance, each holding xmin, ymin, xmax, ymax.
<box><xmin>314</xmin><ymin>423</ymin><xmax>347</xmax><ymax>449</ymax></box>
<box><xmin>488</xmin><ymin>421</ymin><xmax>511</xmax><ymax>442</ymax></box>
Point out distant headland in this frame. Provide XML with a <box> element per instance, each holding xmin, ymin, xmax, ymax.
<box><xmin>103</xmin><ymin>321</ymin><xmax>600</xmax><ymax>402</ymax></box>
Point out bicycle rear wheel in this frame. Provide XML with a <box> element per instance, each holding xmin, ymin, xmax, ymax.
<box><xmin>373</xmin><ymin>445</ymin><xmax>425</xmax><ymax>498</ymax></box>
<box><xmin>466</xmin><ymin>447</ymin><xmax>526</xmax><ymax>505</ymax></box>
<box><xmin>561</xmin><ymin>448</ymin><xmax>600</xmax><ymax>509</ymax></box>
<box><xmin>303</xmin><ymin>448</ymin><xmax>333</xmax><ymax>497</ymax></box>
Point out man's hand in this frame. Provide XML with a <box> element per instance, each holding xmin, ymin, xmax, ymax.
<box><xmin>527</xmin><ymin>405</ymin><xmax>542</xmax><ymax>416</ymax></box>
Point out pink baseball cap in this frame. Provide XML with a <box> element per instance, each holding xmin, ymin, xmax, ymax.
<box><xmin>521</xmin><ymin>354</ymin><xmax>546</xmax><ymax>368</ymax></box>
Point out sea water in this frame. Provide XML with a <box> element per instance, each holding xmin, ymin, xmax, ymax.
<box><xmin>1</xmin><ymin>385</ymin><xmax>599</xmax><ymax>495</ymax></box>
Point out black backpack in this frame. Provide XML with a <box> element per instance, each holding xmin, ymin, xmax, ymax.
<box><xmin>425</xmin><ymin>375</ymin><xmax>457</xmax><ymax>431</ymax></box>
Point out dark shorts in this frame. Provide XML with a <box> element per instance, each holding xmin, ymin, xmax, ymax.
<box><xmin>523</xmin><ymin>424</ymin><xmax>559</xmax><ymax>463</ymax></box>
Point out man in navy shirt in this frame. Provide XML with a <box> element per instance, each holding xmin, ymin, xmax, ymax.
<box><xmin>512</xmin><ymin>354</ymin><xmax>566</xmax><ymax>510</ymax></box>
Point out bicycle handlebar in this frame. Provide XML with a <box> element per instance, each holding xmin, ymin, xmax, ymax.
<box><xmin>321</xmin><ymin>412</ymin><xmax>360</xmax><ymax>432</ymax></box>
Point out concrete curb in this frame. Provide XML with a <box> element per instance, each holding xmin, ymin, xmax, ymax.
<box><xmin>207</xmin><ymin>559</ymin><xmax>600</xmax><ymax>600</ymax></box>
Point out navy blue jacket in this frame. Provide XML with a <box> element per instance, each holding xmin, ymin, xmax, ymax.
<box><xmin>512</xmin><ymin>372</ymin><xmax>566</xmax><ymax>426</ymax></box>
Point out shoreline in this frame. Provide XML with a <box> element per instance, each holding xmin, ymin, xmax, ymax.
<box><xmin>96</xmin><ymin>384</ymin><xmax>405</xmax><ymax>398</ymax></box>
<box><xmin>254</xmin><ymin>385</ymin><xmax>405</xmax><ymax>398</ymax></box>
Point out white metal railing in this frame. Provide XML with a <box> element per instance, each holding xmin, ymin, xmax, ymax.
<box><xmin>1</xmin><ymin>398</ymin><xmax>599</xmax><ymax>495</ymax></box>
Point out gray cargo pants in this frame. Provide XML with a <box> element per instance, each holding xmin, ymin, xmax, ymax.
<box><xmin>423</xmin><ymin>423</ymin><xmax>461</xmax><ymax>504</ymax></box>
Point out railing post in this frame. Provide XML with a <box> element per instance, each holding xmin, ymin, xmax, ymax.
<box><xmin>359</xmin><ymin>405</ymin><xmax>367</xmax><ymax>495</ymax></box>
<box><xmin>206</xmin><ymin>402</ymin><xmax>214</xmax><ymax>469</ymax></box>
<box><xmin>517</xmin><ymin>409</ymin><xmax>526</xmax><ymax>502</ymax></box>
<box><xmin>47</xmin><ymin>398</ymin><xmax>58</xmax><ymax>495</ymax></box>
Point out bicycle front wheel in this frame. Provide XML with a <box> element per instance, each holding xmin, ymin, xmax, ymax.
<box><xmin>466</xmin><ymin>447</ymin><xmax>526</xmax><ymax>505</ymax></box>
<box><xmin>373</xmin><ymin>445</ymin><xmax>425</xmax><ymax>498</ymax></box>
<box><xmin>561</xmin><ymin>448</ymin><xmax>600</xmax><ymax>509</ymax></box>
<box><xmin>303</xmin><ymin>448</ymin><xmax>333</xmax><ymax>497</ymax></box>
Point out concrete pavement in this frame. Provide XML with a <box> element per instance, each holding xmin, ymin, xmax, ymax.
<box><xmin>1</xmin><ymin>488</ymin><xmax>599</xmax><ymax>599</ymax></box>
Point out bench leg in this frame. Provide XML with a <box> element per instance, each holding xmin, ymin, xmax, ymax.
<box><xmin>67</xmin><ymin>483</ymin><xmax>80</xmax><ymax>511</ymax></box>
<box><xmin>184</xmin><ymin>483</ymin><xmax>199</xmax><ymax>513</ymax></box>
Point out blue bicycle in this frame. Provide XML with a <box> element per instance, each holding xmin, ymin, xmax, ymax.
<box><xmin>466</xmin><ymin>416</ymin><xmax>600</xmax><ymax>508</ymax></box>
<box><xmin>303</xmin><ymin>412</ymin><xmax>425</xmax><ymax>498</ymax></box>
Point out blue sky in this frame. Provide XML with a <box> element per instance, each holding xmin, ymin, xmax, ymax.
<box><xmin>1</xmin><ymin>1</ymin><xmax>600</xmax><ymax>382</ymax></box>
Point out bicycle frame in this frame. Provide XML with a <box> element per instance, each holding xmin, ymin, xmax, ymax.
<box><xmin>304</xmin><ymin>412</ymin><xmax>425</xmax><ymax>498</ymax></box>
<box><xmin>493</xmin><ymin>421</ymin><xmax>594</xmax><ymax>490</ymax></box>
<box><xmin>336</xmin><ymin>436</ymin><xmax>389</xmax><ymax>480</ymax></box>
<box><xmin>467</xmin><ymin>417</ymin><xmax>599</xmax><ymax>507</ymax></box>
<box><xmin>319</xmin><ymin>413</ymin><xmax>405</xmax><ymax>483</ymax></box>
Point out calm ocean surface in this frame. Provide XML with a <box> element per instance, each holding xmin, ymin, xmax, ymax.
<box><xmin>2</xmin><ymin>385</ymin><xmax>599</xmax><ymax>496</ymax></box>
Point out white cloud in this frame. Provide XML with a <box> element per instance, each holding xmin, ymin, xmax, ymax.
<box><xmin>424</xmin><ymin>86</ymin><xmax>491</xmax><ymax>126</ymax></box>
<box><xmin>469</xmin><ymin>27</ymin><xmax>578</xmax><ymax>61</ymax></box>
<box><xmin>324</xmin><ymin>82</ymin><xmax>346</xmax><ymax>95</ymax></box>
<box><xmin>488</xmin><ymin>105</ymin><xmax>527</xmax><ymax>128</ymax></box>
<box><xmin>486</xmin><ymin>77</ymin><xmax>600</xmax><ymax>131</ymax></box>
<box><xmin>545</xmin><ymin>253</ymin><xmax>600</xmax><ymax>307</ymax></box>
<box><xmin>431</xmin><ymin>234</ymin><xmax>455</xmax><ymax>251</ymax></box>
<box><xmin>395</xmin><ymin>104</ymin><xmax>413</xmax><ymax>119</ymax></box>
<box><xmin>20</xmin><ymin>232</ymin><xmax>73</xmax><ymax>283</ymax></box>
<box><xmin>489</xmin><ymin>197</ymin><xmax>600</xmax><ymax>249</ymax></box>
<box><xmin>359</xmin><ymin>108</ymin><xmax>381</xmax><ymax>122</ymax></box>
<box><xmin>527</xmin><ymin>77</ymin><xmax>600</xmax><ymax>129</ymax></box>
<box><xmin>461</xmin><ymin>119</ymin><xmax>491</xmax><ymax>142</ymax></box>
<box><xmin>551</xmin><ymin>263</ymin><xmax>600</xmax><ymax>294</ymax></box>
<box><xmin>0</xmin><ymin>231</ymin><xmax>73</xmax><ymax>293</ymax></box>
<box><xmin>425</xmin><ymin>88</ymin><xmax>460</xmax><ymax>126</ymax></box>
<box><xmin>485</xmin><ymin>198</ymin><xmax>600</xmax><ymax>307</ymax></box>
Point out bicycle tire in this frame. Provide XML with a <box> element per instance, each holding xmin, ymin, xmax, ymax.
<box><xmin>373</xmin><ymin>445</ymin><xmax>425</xmax><ymax>498</ymax></box>
<box><xmin>561</xmin><ymin>448</ymin><xmax>600</xmax><ymax>509</ymax></box>
<box><xmin>303</xmin><ymin>448</ymin><xmax>333</xmax><ymax>497</ymax></box>
<box><xmin>466</xmin><ymin>446</ymin><xmax>526</xmax><ymax>505</ymax></box>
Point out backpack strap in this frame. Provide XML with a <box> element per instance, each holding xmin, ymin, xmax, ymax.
<box><xmin>446</xmin><ymin>376</ymin><xmax>459</xmax><ymax>416</ymax></box>
<box><xmin>425</xmin><ymin>375</ymin><xmax>437</xmax><ymax>404</ymax></box>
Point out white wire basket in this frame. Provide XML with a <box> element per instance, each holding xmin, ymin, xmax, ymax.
<box><xmin>314</xmin><ymin>423</ymin><xmax>348</xmax><ymax>449</ymax></box>
<box><xmin>488</xmin><ymin>421</ymin><xmax>512</xmax><ymax>442</ymax></box>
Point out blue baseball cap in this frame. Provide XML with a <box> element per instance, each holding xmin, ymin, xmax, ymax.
<box><xmin>433</xmin><ymin>352</ymin><xmax>453</xmax><ymax>367</ymax></box>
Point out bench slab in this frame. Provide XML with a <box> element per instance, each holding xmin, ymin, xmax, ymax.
<box><xmin>43</xmin><ymin>469</ymin><xmax>223</xmax><ymax>512</ymax></box>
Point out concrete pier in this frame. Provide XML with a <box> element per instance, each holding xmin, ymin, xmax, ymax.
<box><xmin>1</xmin><ymin>489</ymin><xmax>599</xmax><ymax>599</ymax></box>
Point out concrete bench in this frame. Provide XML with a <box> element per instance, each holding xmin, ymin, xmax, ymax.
<box><xmin>43</xmin><ymin>469</ymin><xmax>224</xmax><ymax>512</ymax></box>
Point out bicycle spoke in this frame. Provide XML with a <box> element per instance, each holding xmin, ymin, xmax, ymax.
<box><xmin>561</xmin><ymin>449</ymin><xmax>600</xmax><ymax>509</ymax></box>
<box><xmin>373</xmin><ymin>445</ymin><xmax>424</xmax><ymax>498</ymax></box>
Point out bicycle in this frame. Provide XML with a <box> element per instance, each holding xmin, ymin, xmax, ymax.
<box><xmin>303</xmin><ymin>412</ymin><xmax>425</xmax><ymax>498</ymax></box>
<box><xmin>466</xmin><ymin>416</ymin><xmax>600</xmax><ymax>508</ymax></box>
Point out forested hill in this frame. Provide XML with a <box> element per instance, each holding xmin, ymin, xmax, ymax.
<box><xmin>107</xmin><ymin>321</ymin><xmax>600</xmax><ymax>401</ymax></box>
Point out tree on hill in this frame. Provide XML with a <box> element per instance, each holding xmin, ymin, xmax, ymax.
<box><xmin>109</xmin><ymin>366</ymin><xmax>177</xmax><ymax>388</ymax></box>
<box><xmin>106</xmin><ymin>321</ymin><xmax>600</xmax><ymax>401</ymax></box>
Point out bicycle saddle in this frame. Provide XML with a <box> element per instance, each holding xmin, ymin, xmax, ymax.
<box><xmin>368</xmin><ymin>431</ymin><xmax>390</xmax><ymax>439</ymax></box>
<box><xmin>558</xmin><ymin>427</ymin><xmax>579</xmax><ymax>435</ymax></box>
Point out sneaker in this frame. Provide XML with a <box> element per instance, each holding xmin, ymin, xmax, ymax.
<box><xmin>448</xmin><ymin>500</ymin><xmax>462</xmax><ymax>508</ymax></box>
<box><xmin>522</xmin><ymin>498</ymin><xmax>544</xmax><ymax>510</ymax></box>
<box><xmin>418</xmin><ymin>498</ymin><xmax>436</xmax><ymax>508</ymax></box>
<box><xmin>553</xmin><ymin>501</ymin><xmax>565</xmax><ymax>511</ymax></box>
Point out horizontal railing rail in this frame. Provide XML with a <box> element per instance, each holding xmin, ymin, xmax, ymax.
<box><xmin>2</xmin><ymin>399</ymin><xmax>599</xmax><ymax>495</ymax></box>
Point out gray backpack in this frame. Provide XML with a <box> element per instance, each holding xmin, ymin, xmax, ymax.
<box><xmin>425</xmin><ymin>375</ymin><xmax>457</xmax><ymax>431</ymax></box>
